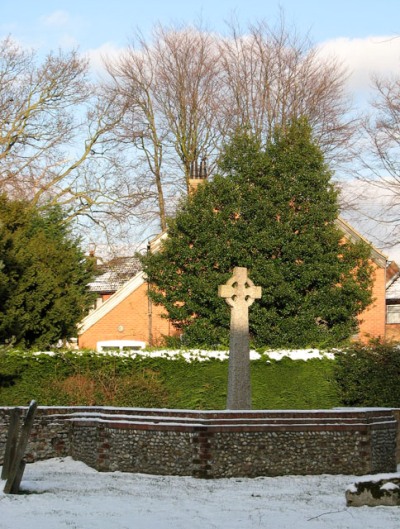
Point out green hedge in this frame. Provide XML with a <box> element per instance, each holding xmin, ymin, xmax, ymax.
<box><xmin>334</xmin><ymin>341</ymin><xmax>400</xmax><ymax>407</ymax></box>
<box><xmin>0</xmin><ymin>349</ymin><xmax>340</xmax><ymax>409</ymax></box>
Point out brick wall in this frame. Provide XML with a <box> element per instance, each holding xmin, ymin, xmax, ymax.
<box><xmin>385</xmin><ymin>324</ymin><xmax>400</xmax><ymax>341</ymax></box>
<box><xmin>0</xmin><ymin>407</ymin><xmax>397</xmax><ymax>478</ymax></box>
<box><xmin>79</xmin><ymin>282</ymin><xmax>176</xmax><ymax>349</ymax></box>
<box><xmin>358</xmin><ymin>263</ymin><xmax>387</xmax><ymax>341</ymax></box>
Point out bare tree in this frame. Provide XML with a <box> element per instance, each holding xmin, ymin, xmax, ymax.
<box><xmin>105</xmin><ymin>25</ymin><xmax>223</xmax><ymax>231</ymax></box>
<box><xmin>106</xmin><ymin>19</ymin><xmax>359</xmax><ymax>237</ymax></box>
<box><xmin>0</xmin><ymin>16</ymin><xmax>362</xmax><ymax>249</ymax></box>
<box><xmin>150</xmin><ymin>25</ymin><xmax>222</xmax><ymax>191</ymax></box>
<box><xmin>363</xmin><ymin>74</ymin><xmax>400</xmax><ymax>184</ymax></box>
<box><xmin>0</xmin><ymin>36</ymin><xmax>147</xmax><ymax>242</ymax></box>
<box><xmin>105</xmin><ymin>36</ymin><xmax>169</xmax><ymax>231</ymax></box>
<box><xmin>218</xmin><ymin>19</ymin><xmax>357</xmax><ymax>168</ymax></box>
<box><xmin>352</xmin><ymin>70</ymin><xmax>400</xmax><ymax>249</ymax></box>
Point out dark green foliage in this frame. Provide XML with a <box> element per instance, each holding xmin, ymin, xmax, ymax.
<box><xmin>0</xmin><ymin>196</ymin><xmax>95</xmax><ymax>348</ymax></box>
<box><xmin>0</xmin><ymin>349</ymin><xmax>340</xmax><ymax>409</ymax></box>
<box><xmin>252</xmin><ymin>357</ymin><xmax>339</xmax><ymax>409</ymax></box>
<box><xmin>141</xmin><ymin>119</ymin><xmax>373</xmax><ymax>348</ymax></box>
<box><xmin>334</xmin><ymin>341</ymin><xmax>400</xmax><ymax>407</ymax></box>
<box><xmin>0</xmin><ymin>350</ymin><xmax>169</xmax><ymax>407</ymax></box>
<box><xmin>157</xmin><ymin>356</ymin><xmax>229</xmax><ymax>409</ymax></box>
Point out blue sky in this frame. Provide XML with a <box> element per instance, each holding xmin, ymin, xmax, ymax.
<box><xmin>2</xmin><ymin>0</ymin><xmax>399</xmax><ymax>102</ymax></box>
<box><xmin>1</xmin><ymin>0</ymin><xmax>399</xmax><ymax>52</ymax></box>
<box><xmin>2</xmin><ymin>0</ymin><xmax>399</xmax><ymax>101</ymax></box>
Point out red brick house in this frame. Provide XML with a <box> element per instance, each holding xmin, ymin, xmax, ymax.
<box><xmin>78</xmin><ymin>214</ymin><xmax>397</xmax><ymax>350</ymax></box>
<box><xmin>79</xmin><ymin>247</ymin><xmax>175</xmax><ymax>349</ymax></box>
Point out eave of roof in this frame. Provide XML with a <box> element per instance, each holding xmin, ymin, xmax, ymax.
<box><xmin>149</xmin><ymin>230</ymin><xmax>168</xmax><ymax>254</ymax></box>
<box><xmin>335</xmin><ymin>217</ymin><xmax>388</xmax><ymax>268</ymax></box>
<box><xmin>79</xmin><ymin>271</ymin><xmax>145</xmax><ymax>335</ymax></box>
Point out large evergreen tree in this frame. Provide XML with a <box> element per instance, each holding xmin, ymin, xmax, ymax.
<box><xmin>141</xmin><ymin>119</ymin><xmax>373</xmax><ymax>348</ymax></box>
<box><xmin>0</xmin><ymin>196</ymin><xmax>96</xmax><ymax>348</ymax></box>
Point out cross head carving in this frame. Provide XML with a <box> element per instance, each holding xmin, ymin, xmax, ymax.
<box><xmin>218</xmin><ymin>267</ymin><xmax>262</xmax><ymax>309</ymax></box>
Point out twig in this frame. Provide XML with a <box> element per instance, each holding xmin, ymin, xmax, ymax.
<box><xmin>307</xmin><ymin>509</ymin><xmax>353</xmax><ymax>521</ymax></box>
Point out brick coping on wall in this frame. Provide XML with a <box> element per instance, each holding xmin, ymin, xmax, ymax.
<box><xmin>65</xmin><ymin>407</ymin><xmax>395</xmax><ymax>430</ymax></box>
<box><xmin>4</xmin><ymin>405</ymin><xmax>395</xmax><ymax>431</ymax></box>
<box><xmin>1</xmin><ymin>406</ymin><xmax>397</xmax><ymax>430</ymax></box>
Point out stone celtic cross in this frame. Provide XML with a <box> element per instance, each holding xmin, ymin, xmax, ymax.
<box><xmin>218</xmin><ymin>267</ymin><xmax>262</xmax><ymax>410</ymax></box>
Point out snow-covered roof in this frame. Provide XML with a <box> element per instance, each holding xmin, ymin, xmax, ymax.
<box><xmin>386</xmin><ymin>275</ymin><xmax>400</xmax><ymax>300</ymax></box>
<box><xmin>88</xmin><ymin>257</ymin><xmax>142</xmax><ymax>293</ymax></box>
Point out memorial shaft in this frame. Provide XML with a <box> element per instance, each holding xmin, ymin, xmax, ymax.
<box><xmin>218</xmin><ymin>267</ymin><xmax>262</xmax><ymax>410</ymax></box>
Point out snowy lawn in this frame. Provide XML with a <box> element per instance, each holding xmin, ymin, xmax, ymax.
<box><xmin>1</xmin><ymin>458</ymin><xmax>399</xmax><ymax>529</ymax></box>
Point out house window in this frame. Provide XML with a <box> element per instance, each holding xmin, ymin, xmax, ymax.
<box><xmin>387</xmin><ymin>304</ymin><xmax>400</xmax><ymax>324</ymax></box>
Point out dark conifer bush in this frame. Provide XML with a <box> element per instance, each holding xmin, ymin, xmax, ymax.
<box><xmin>334</xmin><ymin>341</ymin><xmax>400</xmax><ymax>407</ymax></box>
<box><xmin>0</xmin><ymin>196</ymin><xmax>95</xmax><ymax>348</ymax></box>
<box><xmin>141</xmin><ymin>119</ymin><xmax>373</xmax><ymax>348</ymax></box>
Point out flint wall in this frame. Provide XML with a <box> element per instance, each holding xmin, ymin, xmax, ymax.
<box><xmin>0</xmin><ymin>407</ymin><xmax>397</xmax><ymax>478</ymax></box>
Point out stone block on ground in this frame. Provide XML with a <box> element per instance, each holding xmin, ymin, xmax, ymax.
<box><xmin>346</xmin><ymin>475</ymin><xmax>400</xmax><ymax>506</ymax></box>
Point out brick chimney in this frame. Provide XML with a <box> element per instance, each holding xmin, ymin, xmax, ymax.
<box><xmin>189</xmin><ymin>157</ymin><xmax>208</xmax><ymax>194</ymax></box>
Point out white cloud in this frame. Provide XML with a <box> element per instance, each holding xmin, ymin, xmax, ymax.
<box><xmin>40</xmin><ymin>10</ymin><xmax>71</xmax><ymax>29</ymax></box>
<box><xmin>35</xmin><ymin>10</ymin><xmax>85</xmax><ymax>51</ymax></box>
<box><xmin>317</xmin><ymin>35</ymin><xmax>400</xmax><ymax>95</ymax></box>
<box><xmin>84</xmin><ymin>42</ymin><xmax>126</xmax><ymax>76</ymax></box>
<box><xmin>58</xmin><ymin>34</ymin><xmax>79</xmax><ymax>49</ymax></box>
<box><xmin>318</xmin><ymin>36</ymin><xmax>400</xmax><ymax>261</ymax></box>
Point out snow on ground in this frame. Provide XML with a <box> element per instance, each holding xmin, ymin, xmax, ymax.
<box><xmin>1</xmin><ymin>458</ymin><xmax>399</xmax><ymax>529</ymax></box>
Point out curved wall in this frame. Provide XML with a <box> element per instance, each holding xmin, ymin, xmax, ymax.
<box><xmin>0</xmin><ymin>407</ymin><xmax>397</xmax><ymax>478</ymax></box>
